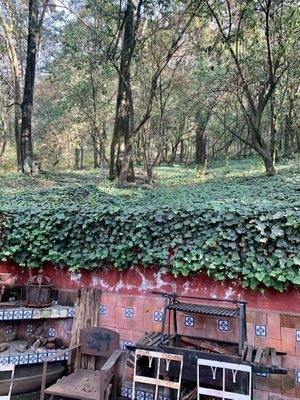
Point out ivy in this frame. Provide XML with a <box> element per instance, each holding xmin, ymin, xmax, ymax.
<box><xmin>0</xmin><ymin>200</ymin><xmax>299</xmax><ymax>291</ymax></box>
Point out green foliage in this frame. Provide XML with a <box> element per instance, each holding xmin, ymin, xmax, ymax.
<box><xmin>0</xmin><ymin>161</ymin><xmax>299</xmax><ymax>291</ymax></box>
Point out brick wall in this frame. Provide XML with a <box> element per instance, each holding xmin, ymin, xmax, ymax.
<box><xmin>1</xmin><ymin>261</ymin><xmax>300</xmax><ymax>398</ymax></box>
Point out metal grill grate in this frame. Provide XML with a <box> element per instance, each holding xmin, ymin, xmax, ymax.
<box><xmin>167</xmin><ymin>302</ymin><xmax>239</xmax><ymax>317</ymax></box>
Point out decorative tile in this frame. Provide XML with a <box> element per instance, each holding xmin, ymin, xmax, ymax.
<box><xmin>23</xmin><ymin>309</ymin><xmax>33</xmax><ymax>319</ymax></box>
<box><xmin>3</xmin><ymin>311</ymin><xmax>13</xmax><ymax>320</ymax></box>
<box><xmin>26</xmin><ymin>324</ymin><xmax>34</xmax><ymax>333</ymax></box>
<box><xmin>55</xmin><ymin>353</ymin><xmax>65</xmax><ymax>361</ymax></box>
<box><xmin>38</xmin><ymin>353</ymin><xmax>48</xmax><ymax>363</ymax></box>
<box><xmin>145</xmin><ymin>392</ymin><xmax>154</xmax><ymax>400</ymax></box>
<box><xmin>123</xmin><ymin>340</ymin><xmax>132</xmax><ymax>350</ymax></box>
<box><xmin>48</xmin><ymin>327</ymin><xmax>56</xmax><ymax>337</ymax></box>
<box><xmin>5</xmin><ymin>325</ymin><xmax>13</xmax><ymax>334</ymax></box>
<box><xmin>154</xmin><ymin>311</ymin><xmax>163</xmax><ymax>322</ymax></box>
<box><xmin>255</xmin><ymin>325</ymin><xmax>267</xmax><ymax>337</ymax></box>
<box><xmin>218</xmin><ymin>319</ymin><xmax>229</xmax><ymax>331</ymax></box>
<box><xmin>127</xmin><ymin>388</ymin><xmax>133</xmax><ymax>398</ymax></box>
<box><xmin>0</xmin><ymin>357</ymin><xmax>9</xmax><ymax>365</ymax></box>
<box><xmin>0</xmin><ymin>310</ymin><xmax>3</xmax><ymax>320</ymax></box>
<box><xmin>28</xmin><ymin>354</ymin><xmax>38</xmax><ymax>364</ymax></box>
<box><xmin>125</xmin><ymin>308</ymin><xmax>134</xmax><ymax>319</ymax></box>
<box><xmin>19</xmin><ymin>355</ymin><xmax>29</xmax><ymax>365</ymax></box>
<box><xmin>184</xmin><ymin>315</ymin><xmax>195</xmax><ymax>327</ymax></box>
<box><xmin>13</xmin><ymin>310</ymin><xmax>23</xmax><ymax>319</ymax></box>
<box><xmin>9</xmin><ymin>356</ymin><xmax>19</xmax><ymax>365</ymax></box>
<box><xmin>296</xmin><ymin>330</ymin><xmax>300</xmax><ymax>342</ymax></box>
<box><xmin>296</xmin><ymin>370</ymin><xmax>300</xmax><ymax>384</ymax></box>
<box><xmin>99</xmin><ymin>305</ymin><xmax>107</xmax><ymax>316</ymax></box>
<box><xmin>256</xmin><ymin>372</ymin><xmax>267</xmax><ymax>377</ymax></box>
<box><xmin>67</xmin><ymin>308</ymin><xmax>76</xmax><ymax>317</ymax></box>
<box><xmin>121</xmin><ymin>387</ymin><xmax>128</xmax><ymax>397</ymax></box>
<box><xmin>136</xmin><ymin>391</ymin><xmax>145</xmax><ymax>400</ymax></box>
<box><xmin>64</xmin><ymin>352</ymin><xmax>69</xmax><ymax>360</ymax></box>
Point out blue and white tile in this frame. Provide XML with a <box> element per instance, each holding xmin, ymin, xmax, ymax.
<box><xmin>13</xmin><ymin>310</ymin><xmax>23</xmax><ymax>320</ymax></box>
<box><xmin>121</xmin><ymin>387</ymin><xmax>128</xmax><ymax>397</ymax></box>
<box><xmin>38</xmin><ymin>353</ymin><xmax>48</xmax><ymax>362</ymax></box>
<box><xmin>9</xmin><ymin>356</ymin><xmax>19</xmax><ymax>365</ymax></box>
<box><xmin>26</xmin><ymin>324</ymin><xmax>34</xmax><ymax>333</ymax></box>
<box><xmin>3</xmin><ymin>311</ymin><xmax>13</xmax><ymax>320</ymax></box>
<box><xmin>154</xmin><ymin>311</ymin><xmax>163</xmax><ymax>322</ymax></box>
<box><xmin>99</xmin><ymin>305</ymin><xmax>107</xmax><ymax>316</ymax></box>
<box><xmin>0</xmin><ymin>357</ymin><xmax>9</xmax><ymax>366</ymax></box>
<box><xmin>296</xmin><ymin>370</ymin><xmax>300</xmax><ymax>384</ymax></box>
<box><xmin>125</xmin><ymin>308</ymin><xmax>134</xmax><ymax>319</ymax></box>
<box><xmin>127</xmin><ymin>388</ymin><xmax>133</xmax><ymax>398</ymax></box>
<box><xmin>145</xmin><ymin>392</ymin><xmax>154</xmax><ymax>400</ymax></box>
<box><xmin>19</xmin><ymin>355</ymin><xmax>29</xmax><ymax>365</ymax></box>
<box><xmin>55</xmin><ymin>353</ymin><xmax>65</xmax><ymax>361</ymax></box>
<box><xmin>28</xmin><ymin>354</ymin><xmax>38</xmax><ymax>364</ymax></box>
<box><xmin>184</xmin><ymin>315</ymin><xmax>195</xmax><ymax>327</ymax></box>
<box><xmin>0</xmin><ymin>310</ymin><xmax>3</xmax><ymax>320</ymax></box>
<box><xmin>23</xmin><ymin>309</ymin><xmax>33</xmax><ymax>319</ymax></box>
<box><xmin>48</xmin><ymin>327</ymin><xmax>56</xmax><ymax>337</ymax></box>
<box><xmin>256</xmin><ymin>372</ymin><xmax>267</xmax><ymax>377</ymax></box>
<box><xmin>136</xmin><ymin>390</ymin><xmax>145</xmax><ymax>400</ymax></box>
<box><xmin>218</xmin><ymin>319</ymin><xmax>230</xmax><ymax>331</ymax></box>
<box><xmin>296</xmin><ymin>330</ymin><xmax>300</xmax><ymax>342</ymax></box>
<box><xmin>123</xmin><ymin>340</ymin><xmax>132</xmax><ymax>350</ymax></box>
<box><xmin>67</xmin><ymin>308</ymin><xmax>76</xmax><ymax>317</ymax></box>
<box><xmin>5</xmin><ymin>325</ymin><xmax>13</xmax><ymax>334</ymax></box>
<box><xmin>255</xmin><ymin>325</ymin><xmax>267</xmax><ymax>337</ymax></box>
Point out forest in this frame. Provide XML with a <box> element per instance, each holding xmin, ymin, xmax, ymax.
<box><xmin>0</xmin><ymin>0</ymin><xmax>299</xmax><ymax>182</ymax></box>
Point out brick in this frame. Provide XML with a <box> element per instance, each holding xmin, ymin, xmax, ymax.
<box><xmin>296</xmin><ymin>342</ymin><xmax>300</xmax><ymax>357</ymax></box>
<box><xmin>247</xmin><ymin>322</ymin><xmax>256</xmax><ymax>345</ymax></box>
<box><xmin>117</xmin><ymin>295</ymin><xmax>137</xmax><ymax>308</ymax></box>
<box><xmin>253</xmin><ymin>389</ymin><xmax>268</xmax><ymax>400</ymax></box>
<box><xmin>280</xmin><ymin>314</ymin><xmax>300</xmax><ymax>329</ymax></box>
<box><xmin>282</xmin><ymin>355</ymin><xmax>300</xmax><ymax>369</ymax></box>
<box><xmin>248</xmin><ymin>309</ymin><xmax>267</xmax><ymax>324</ymax></box>
<box><xmin>101</xmin><ymin>292</ymin><xmax>117</xmax><ymax>308</ymax></box>
<box><xmin>255</xmin><ymin>375</ymin><xmax>282</xmax><ymax>393</ymax></box>
<box><xmin>281</xmin><ymin>328</ymin><xmax>296</xmax><ymax>355</ymax></box>
<box><xmin>267</xmin><ymin>312</ymin><xmax>281</xmax><ymax>340</ymax></box>
<box><xmin>268</xmin><ymin>394</ymin><xmax>283</xmax><ymax>400</ymax></box>
<box><xmin>282</xmin><ymin>369</ymin><xmax>296</xmax><ymax>396</ymax></box>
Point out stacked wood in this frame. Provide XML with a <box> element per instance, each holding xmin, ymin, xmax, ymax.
<box><xmin>69</xmin><ymin>287</ymin><xmax>102</xmax><ymax>370</ymax></box>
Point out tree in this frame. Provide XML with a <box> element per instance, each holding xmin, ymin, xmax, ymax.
<box><xmin>21</xmin><ymin>0</ymin><xmax>49</xmax><ymax>173</ymax></box>
<box><xmin>205</xmin><ymin>0</ymin><xmax>298</xmax><ymax>175</ymax></box>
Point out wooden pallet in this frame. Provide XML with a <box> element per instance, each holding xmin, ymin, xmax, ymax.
<box><xmin>242</xmin><ymin>345</ymin><xmax>286</xmax><ymax>374</ymax></box>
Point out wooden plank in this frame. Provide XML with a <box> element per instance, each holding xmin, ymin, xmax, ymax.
<box><xmin>136</xmin><ymin>349</ymin><xmax>183</xmax><ymax>362</ymax></box>
<box><xmin>246</xmin><ymin>345</ymin><xmax>253</xmax><ymax>363</ymax></box>
<box><xmin>254</xmin><ymin>348</ymin><xmax>263</xmax><ymax>364</ymax></box>
<box><xmin>271</xmin><ymin>348</ymin><xmax>278</xmax><ymax>367</ymax></box>
<box><xmin>180</xmin><ymin>337</ymin><xmax>236</xmax><ymax>355</ymax></box>
<box><xmin>242</xmin><ymin>345</ymin><xmax>248</xmax><ymax>362</ymax></box>
<box><xmin>261</xmin><ymin>347</ymin><xmax>270</xmax><ymax>365</ymax></box>
<box><xmin>134</xmin><ymin>375</ymin><xmax>181</xmax><ymax>389</ymax></box>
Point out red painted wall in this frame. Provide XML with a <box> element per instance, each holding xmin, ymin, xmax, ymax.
<box><xmin>1</xmin><ymin>261</ymin><xmax>300</xmax><ymax>313</ymax></box>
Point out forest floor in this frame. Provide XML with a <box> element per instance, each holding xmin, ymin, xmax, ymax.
<box><xmin>0</xmin><ymin>156</ymin><xmax>299</xmax><ymax>209</ymax></box>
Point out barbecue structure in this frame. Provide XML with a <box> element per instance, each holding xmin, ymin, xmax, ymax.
<box><xmin>126</xmin><ymin>292</ymin><xmax>287</xmax><ymax>398</ymax></box>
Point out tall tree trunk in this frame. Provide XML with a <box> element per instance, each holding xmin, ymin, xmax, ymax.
<box><xmin>93</xmin><ymin>146</ymin><xmax>99</xmax><ymax>168</ymax></box>
<box><xmin>1</xmin><ymin>10</ymin><xmax>22</xmax><ymax>170</ymax></box>
<box><xmin>195</xmin><ymin>125</ymin><xmax>207</xmax><ymax>164</ymax></box>
<box><xmin>21</xmin><ymin>0</ymin><xmax>48</xmax><ymax>173</ymax></box>
<box><xmin>109</xmin><ymin>0</ymin><xmax>135</xmax><ymax>182</ymax></box>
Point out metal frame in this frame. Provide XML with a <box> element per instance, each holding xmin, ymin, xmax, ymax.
<box><xmin>0</xmin><ymin>364</ymin><xmax>15</xmax><ymax>400</ymax></box>
<box><xmin>132</xmin><ymin>349</ymin><xmax>183</xmax><ymax>400</ymax></box>
<box><xmin>153</xmin><ymin>291</ymin><xmax>247</xmax><ymax>355</ymax></box>
<box><xmin>197</xmin><ymin>358</ymin><xmax>252</xmax><ymax>400</ymax></box>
